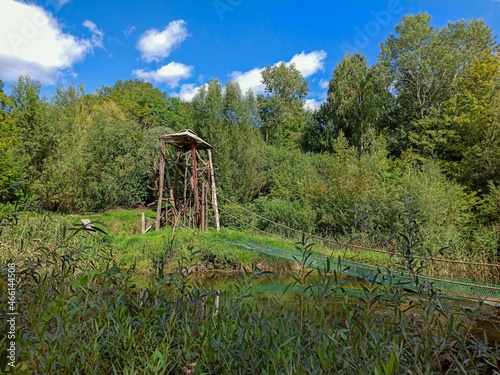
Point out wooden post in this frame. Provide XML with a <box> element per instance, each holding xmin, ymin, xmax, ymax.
<box><xmin>213</xmin><ymin>290</ymin><xmax>220</xmax><ymax>317</ymax></box>
<box><xmin>174</xmin><ymin>150</ymin><xmax>180</xmax><ymax>210</ymax></box>
<box><xmin>207</xmin><ymin>149</ymin><xmax>220</xmax><ymax>232</ymax></box>
<box><xmin>164</xmin><ymin>147</ymin><xmax>173</xmax><ymax>226</ymax></box>
<box><xmin>192</xmin><ymin>145</ymin><xmax>200</xmax><ymax>229</ymax></box>
<box><xmin>183</xmin><ymin>152</ymin><xmax>189</xmax><ymax>206</ymax></box>
<box><xmin>204</xmin><ymin>182</ymin><xmax>208</xmax><ymax>230</ymax></box>
<box><xmin>155</xmin><ymin>141</ymin><xmax>166</xmax><ymax>231</ymax></box>
<box><xmin>201</xmin><ymin>183</ymin><xmax>207</xmax><ymax>231</ymax></box>
<box><xmin>141</xmin><ymin>212</ymin><xmax>146</xmax><ymax>233</ymax></box>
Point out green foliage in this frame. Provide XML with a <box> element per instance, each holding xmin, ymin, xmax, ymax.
<box><xmin>34</xmin><ymin>93</ymin><xmax>161</xmax><ymax>212</ymax></box>
<box><xmin>410</xmin><ymin>51</ymin><xmax>500</xmax><ymax>192</ymax></box>
<box><xmin>451</xmin><ymin>52</ymin><xmax>500</xmax><ymax>193</ymax></box>
<box><xmin>398</xmin><ymin>162</ymin><xmax>475</xmax><ymax>254</ymax></box>
<box><xmin>378</xmin><ymin>13</ymin><xmax>497</xmax><ymax>156</ymax></box>
<box><xmin>481</xmin><ymin>182</ymin><xmax>500</xmax><ymax>224</ymax></box>
<box><xmin>1</xmin><ymin>79</ymin><xmax>175</xmax><ymax>212</ymax></box>
<box><xmin>261</xmin><ymin>145</ymin><xmax>321</xmax><ymax>201</ymax></box>
<box><xmin>9</xmin><ymin>76</ymin><xmax>51</xmax><ymax>180</ymax></box>
<box><xmin>0</xmin><ymin>81</ymin><xmax>25</xmax><ymax>203</ymax></box>
<box><xmin>258</xmin><ymin>63</ymin><xmax>308</xmax><ymax>146</ymax></box>
<box><xmin>253</xmin><ymin>196</ymin><xmax>317</xmax><ymax>235</ymax></box>
<box><xmin>304</xmin><ymin>53</ymin><xmax>389</xmax><ymax>151</ymax></box>
<box><xmin>192</xmin><ymin>79</ymin><xmax>264</xmax><ymax>202</ymax></box>
<box><xmin>98</xmin><ymin>79</ymin><xmax>187</xmax><ymax>129</ymax></box>
<box><xmin>307</xmin><ymin>134</ymin><xmax>399</xmax><ymax>237</ymax></box>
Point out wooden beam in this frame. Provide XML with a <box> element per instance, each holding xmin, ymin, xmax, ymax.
<box><xmin>192</xmin><ymin>145</ymin><xmax>200</xmax><ymax>229</ymax></box>
<box><xmin>207</xmin><ymin>149</ymin><xmax>220</xmax><ymax>232</ymax></box>
<box><xmin>164</xmin><ymin>145</ymin><xmax>173</xmax><ymax>226</ymax></box>
<box><xmin>174</xmin><ymin>150</ymin><xmax>180</xmax><ymax>210</ymax></box>
<box><xmin>155</xmin><ymin>141</ymin><xmax>166</xmax><ymax>231</ymax></box>
<box><xmin>201</xmin><ymin>183</ymin><xmax>206</xmax><ymax>231</ymax></box>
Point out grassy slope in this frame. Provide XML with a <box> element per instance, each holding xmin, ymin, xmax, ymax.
<box><xmin>65</xmin><ymin>208</ymin><xmax>399</xmax><ymax>272</ymax></box>
<box><xmin>1</xmin><ymin>207</ymin><xmax>396</xmax><ymax>276</ymax></box>
<box><xmin>66</xmin><ymin>209</ymin><xmax>301</xmax><ymax>271</ymax></box>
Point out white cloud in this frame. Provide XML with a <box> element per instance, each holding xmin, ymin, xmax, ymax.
<box><xmin>133</xmin><ymin>61</ymin><xmax>193</xmax><ymax>87</ymax></box>
<box><xmin>174</xmin><ymin>83</ymin><xmax>205</xmax><ymax>101</ymax></box>
<box><xmin>229</xmin><ymin>50</ymin><xmax>327</xmax><ymax>95</ymax></box>
<box><xmin>305</xmin><ymin>98</ymin><xmax>323</xmax><ymax>111</ymax></box>
<box><xmin>230</xmin><ymin>67</ymin><xmax>266</xmax><ymax>95</ymax></box>
<box><xmin>56</xmin><ymin>0</ymin><xmax>70</xmax><ymax>7</ymax></box>
<box><xmin>137</xmin><ymin>20</ymin><xmax>188</xmax><ymax>62</ymax></box>
<box><xmin>83</xmin><ymin>20</ymin><xmax>104</xmax><ymax>49</ymax></box>
<box><xmin>319</xmin><ymin>78</ymin><xmax>330</xmax><ymax>90</ymax></box>
<box><xmin>0</xmin><ymin>0</ymin><xmax>103</xmax><ymax>84</ymax></box>
<box><xmin>288</xmin><ymin>50</ymin><xmax>327</xmax><ymax>77</ymax></box>
<box><xmin>124</xmin><ymin>25</ymin><xmax>136</xmax><ymax>37</ymax></box>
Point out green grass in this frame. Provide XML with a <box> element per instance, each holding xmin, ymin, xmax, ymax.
<box><xmin>73</xmin><ymin>208</ymin><xmax>390</xmax><ymax>262</ymax></box>
<box><xmin>64</xmin><ymin>209</ymin><xmax>298</xmax><ymax>271</ymax></box>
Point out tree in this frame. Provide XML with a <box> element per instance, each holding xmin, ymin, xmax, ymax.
<box><xmin>303</xmin><ymin>53</ymin><xmax>388</xmax><ymax>152</ymax></box>
<box><xmin>9</xmin><ymin>76</ymin><xmax>51</xmax><ymax>180</ymax></box>
<box><xmin>191</xmin><ymin>79</ymin><xmax>264</xmax><ymax>202</ymax></box>
<box><xmin>450</xmin><ymin>52</ymin><xmax>500</xmax><ymax>193</ymax></box>
<box><xmin>36</xmin><ymin>97</ymin><xmax>157</xmax><ymax>212</ymax></box>
<box><xmin>409</xmin><ymin>50</ymin><xmax>499</xmax><ymax>168</ymax></box>
<box><xmin>0</xmin><ymin>80</ymin><xmax>24</xmax><ymax>203</ymax></box>
<box><xmin>99</xmin><ymin>79</ymin><xmax>187</xmax><ymax>129</ymax></box>
<box><xmin>378</xmin><ymin>13</ymin><xmax>496</xmax><ymax>155</ymax></box>
<box><xmin>258</xmin><ymin>63</ymin><xmax>308</xmax><ymax>146</ymax></box>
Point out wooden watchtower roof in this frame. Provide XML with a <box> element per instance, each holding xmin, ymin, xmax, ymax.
<box><xmin>159</xmin><ymin>129</ymin><xmax>212</xmax><ymax>151</ymax></box>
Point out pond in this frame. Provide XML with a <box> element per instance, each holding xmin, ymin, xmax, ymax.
<box><xmin>183</xmin><ymin>268</ymin><xmax>500</xmax><ymax>344</ymax></box>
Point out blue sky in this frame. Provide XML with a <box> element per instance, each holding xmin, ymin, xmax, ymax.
<box><xmin>1</xmin><ymin>0</ymin><xmax>499</xmax><ymax>108</ymax></box>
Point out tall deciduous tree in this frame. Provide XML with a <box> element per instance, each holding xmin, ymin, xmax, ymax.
<box><xmin>0</xmin><ymin>80</ymin><xmax>24</xmax><ymax>203</ymax></box>
<box><xmin>99</xmin><ymin>79</ymin><xmax>187</xmax><ymax>129</ymax></box>
<box><xmin>450</xmin><ymin>52</ymin><xmax>500</xmax><ymax>193</ymax></box>
<box><xmin>258</xmin><ymin>63</ymin><xmax>308</xmax><ymax>146</ymax></box>
<box><xmin>191</xmin><ymin>80</ymin><xmax>264</xmax><ymax>202</ymax></box>
<box><xmin>378</xmin><ymin>13</ymin><xmax>496</xmax><ymax>155</ymax></box>
<box><xmin>9</xmin><ymin>76</ymin><xmax>51</xmax><ymax>180</ymax></box>
<box><xmin>303</xmin><ymin>53</ymin><xmax>388</xmax><ymax>152</ymax></box>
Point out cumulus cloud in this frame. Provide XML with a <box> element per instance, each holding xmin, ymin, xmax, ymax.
<box><xmin>174</xmin><ymin>83</ymin><xmax>205</xmax><ymax>101</ymax></box>
<box><xmin>137</xmin><ymin>20</ymin><xmax>188</xmax><ymax>62</ymax></box>
<box><xmin>229</xmin><ymin>50</ymin><xmax>327</xmax><ymax>95</ymax></box>
<box><xmin>0</xmin><ymin>0</ymin><xmax>103</xmax><ymax>84</ymax></box>
<box><xmin>289</xmin><ymin>50</ymin><xmax>327</xmax><ymax>78</ymax></box>
<box><xmin>133</xmin><ymin>61</ymin><xmax>193</xmax><ymax>87</ymax></box>
<box><xmin>230</xmin><ymin>67</ymin><xmax>266</xmax><ymax>95</ymax></box>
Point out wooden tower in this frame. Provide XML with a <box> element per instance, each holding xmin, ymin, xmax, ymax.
<box><xmin>155</xmin><ymin>129</ymin><xmax>220</xmax><ymax>231</ymax></box>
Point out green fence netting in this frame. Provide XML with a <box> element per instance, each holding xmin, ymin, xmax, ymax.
<box><xmin>229</xmin><ymin>241</ymin><xmax>500</xmax><ymax>307</ymax></box>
